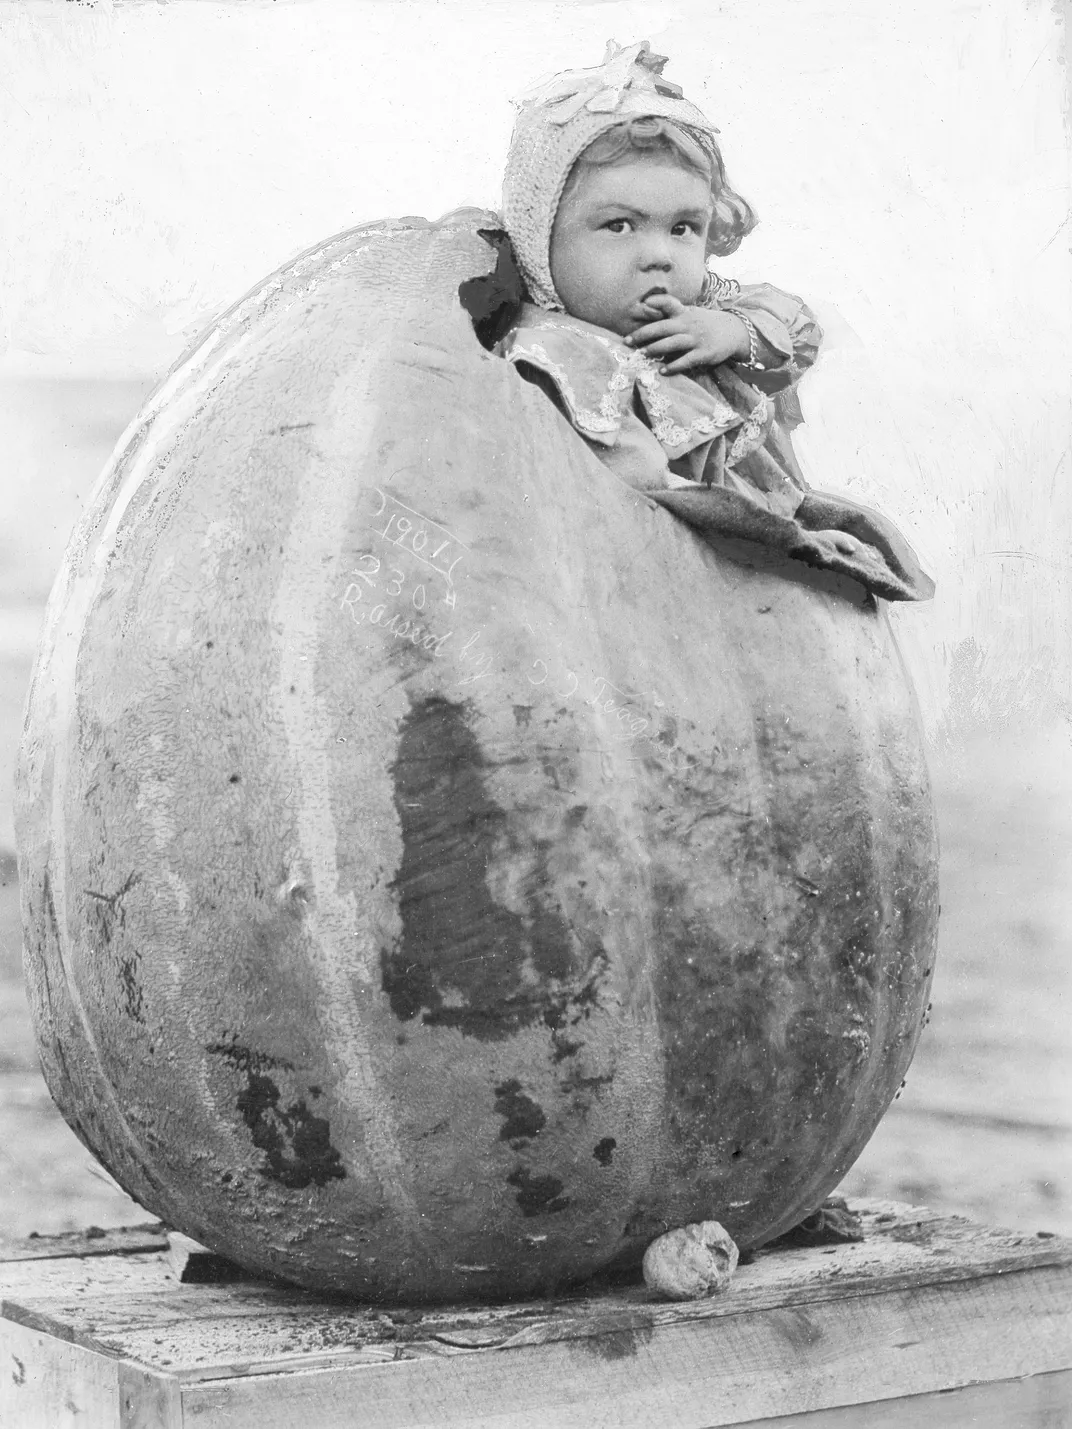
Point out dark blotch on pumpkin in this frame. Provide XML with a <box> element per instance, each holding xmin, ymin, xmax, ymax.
<box><xmin>118</xmin><ymin>955</ymin><xmax>144</xmax><ymax>1022</ymax></box>
<box><xmin>507</xmin><ymin>1166</ymin><xmax>571</xmax><ymax>1217</ymax></box>
<box><xmin>494</xmin><ymin>1079</ymin><xmax>546</xmax><ymax>1144</ymax></box>
<box><xmin>563</xmin><ymin>1066</ymin><xmax>614</xmax><ymax>1094</ymax></box>
<box><xmin>208</xmin><ymin>1041</ymin><xmax>344</xmax><ymax>1190</ymax></box>
<box><xmin>551</xmin><ymin>1033</ymin><xmax>583</xmax><ymax>1063</ymax></box>
<box><xmin>383</xmin><ymin>697</ymin><xmax>579</xmax><ymax>1039</ymax></box>
<box><xmin>593</xmin><ymin>1137</ymin><xmax>617</xmax><ymax>1166</ymax></box>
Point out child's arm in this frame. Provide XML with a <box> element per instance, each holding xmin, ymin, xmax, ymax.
<box><xmin>725</xmin><ymin>282</ymin><xmax>822</xmax><ymax>394</ymax></box>
<box><xmin>626</xmin><ymin>285</ymin><xmax>822</xmax><ymax>393</ymax></box>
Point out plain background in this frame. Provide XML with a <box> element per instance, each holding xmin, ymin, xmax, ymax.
<box><xmin>0</xmin><ymin>0</ymin><xmax>1069</xmax><ymax>1238</ymax></box>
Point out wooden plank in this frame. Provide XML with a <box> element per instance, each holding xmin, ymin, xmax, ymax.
<box><xmin>1</xmin><ymin>1201</ymin><xmax>1068</xmax><ymax>1426</ymax></box>
<box><xmin>0</xmin><ymin>1249</ymin><xmax>178</xmax><ymax>1301</ymax></box>
<box><xmin>744</xmin><ymin>1368</ymin><xmax>1072</xmax><ymax>1427</ymax></box>
<box><xmin>177</xmin><ymin>1266</ymin><xmax>1072</xmax><ymax>1429</ymax></box>
<box><xmin>0</xmin><ymin>1315</ymin><xmax>121</xmax><ymax>1427</ymax></box>
<box><xmin>3</xmin><ymin>1202</ymin><xmax>1068</xmax><ymax>1378</ymax></box>
<box><xmin>0</xmin><ymin>1222</ymin><xmax>169</xmax><ymax>1263</ymax></box>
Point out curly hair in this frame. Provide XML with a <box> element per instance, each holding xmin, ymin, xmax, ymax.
<box><xmin>562</xmin><ymin>116</ymin><xmax>757</xmax><ymax>258</ymax></box>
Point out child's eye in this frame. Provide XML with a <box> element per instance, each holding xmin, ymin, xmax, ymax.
<box><xmin>603</xmin><ymin>218</ymin><xmax>632</xmax><ymax>234</ymax></box>
<box><xmin>671</xmin><ymin>221</ymin><xmax>704</xmax><ymax>237</ymax></box>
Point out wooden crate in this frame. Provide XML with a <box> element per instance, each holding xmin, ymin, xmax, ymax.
<box><xmin>1</xmin><ymin>1200</ymin><xmax>1069</xmax><ymax>1427</ymax></box>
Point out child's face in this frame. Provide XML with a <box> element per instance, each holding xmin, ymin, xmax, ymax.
<box><xmin>549</xmin><ymin>155</ymin><xmax>712</xmax><ymax>337</ymax></box>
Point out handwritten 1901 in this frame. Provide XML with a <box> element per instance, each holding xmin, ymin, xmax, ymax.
<box><xmin>338</xmin><ymin>489</ymin><xmax>654</xmax><ymax>743</ymax></box>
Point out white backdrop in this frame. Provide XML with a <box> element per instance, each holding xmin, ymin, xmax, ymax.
<box><xmin>1</xmin><ymin>0</ymin><xmax>1070</xmax><ymax>745</ymax></box>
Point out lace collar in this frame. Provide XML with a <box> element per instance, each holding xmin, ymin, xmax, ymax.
<box><xmin>496</xmin><ymin>307</ymin><xmax>743</xmax><ymax>459</ymax></box>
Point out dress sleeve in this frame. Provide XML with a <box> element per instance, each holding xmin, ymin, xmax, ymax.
<box><xmin>719</xmin><ymin>281</ymin><xmax>823</xmax><ymax>395</ymax></box>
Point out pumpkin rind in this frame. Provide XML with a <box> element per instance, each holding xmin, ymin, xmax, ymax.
<box><xmin>15</xmin><ymin>211</ymin><xmax>939</xmax><ymax>1301</ymax></box>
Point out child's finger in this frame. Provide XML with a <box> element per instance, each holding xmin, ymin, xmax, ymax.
<box><xmin>642</xmin><ymin>292</ymin><xmax>685</xmax><ymax>317</ymax></box>
<box><xmin>628</xmin><ymin>318</ymin><xmax>688</xmax><ymax>346</ymax></box>
<box><xmin>641</xmin><ymin>334</ymin><xmax>697</xmax><ymax>358</ymax></box>
<box><xmin>659</xmin><ymin>351</ymin><xmax>707</xmax><ymax>373</ymax></box>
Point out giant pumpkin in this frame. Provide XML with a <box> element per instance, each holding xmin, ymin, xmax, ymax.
<box><xmin>15</xmin><ymin>209</ymin><xmax>938</xmax><ymax>1301</ymax></box>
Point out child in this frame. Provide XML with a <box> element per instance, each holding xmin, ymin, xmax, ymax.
<box><xmin>489</xmin><ymin>42</ymin><xmax>933</xmax><ymax>602</ymax></box>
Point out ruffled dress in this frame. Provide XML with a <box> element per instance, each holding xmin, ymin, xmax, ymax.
<box><xmin>495</xmin><ymin>286</ymin><xmax>933</xmax><ymax>602</ymax></box>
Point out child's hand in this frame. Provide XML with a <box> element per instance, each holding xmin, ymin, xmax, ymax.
<box><xmin>625</xmin><ymin>294</ymin><xmax>750</xmax><ymax>373</ymax></box>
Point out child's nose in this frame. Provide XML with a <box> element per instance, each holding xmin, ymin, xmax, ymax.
<box><xmin>639</xmin><ymin>236</ymin><xmax>674</xmax><ymax>270</ymax></box>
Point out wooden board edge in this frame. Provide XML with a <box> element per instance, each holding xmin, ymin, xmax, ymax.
<box><xmin>741</xmin><ymin>1367</ymin><xmax>1072</xmax><ymax>1427</ymax></box>
<box><xmin>0</xmin><ymin>1315</ymin><xmax>122</xmax><ymax>1426</ymax></box>
<box><xmin>118</xmin><ymin>1359</ymin><xmax>184</xmax><ymax>1429</ymax></box>
<box><xmin>1</xmin><ymin>1297</ymin><xmax>106</xmax><ymax>1347</ymax></box>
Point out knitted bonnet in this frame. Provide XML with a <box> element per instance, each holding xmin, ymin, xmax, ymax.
<box><xmin>502</xmin><ymin>41</ymin><xmax>720</xmax><ymax>311</ymax></box>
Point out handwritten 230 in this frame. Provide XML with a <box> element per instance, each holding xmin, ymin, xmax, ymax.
<box><xmin>338</xmin><ymin>491</ymin><xmax>464</xmax><ymax>653</ymax></box>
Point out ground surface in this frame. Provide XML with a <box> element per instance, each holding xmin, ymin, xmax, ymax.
<box><xmin>0</xmin><ymin>379</ymin><xmax>1069</xmax><ymax>1245</ymax></box>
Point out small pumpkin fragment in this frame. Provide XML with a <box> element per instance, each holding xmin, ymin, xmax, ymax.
<box><xmin>643</xmin><ymin>1220</ymin><xmax>740</xmax><ymax>1301</ymax></box>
